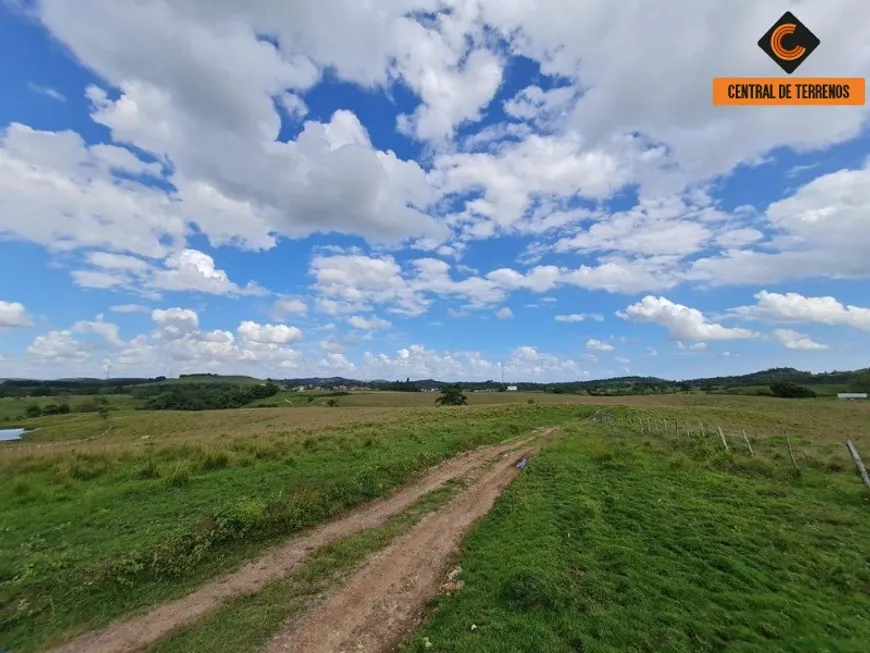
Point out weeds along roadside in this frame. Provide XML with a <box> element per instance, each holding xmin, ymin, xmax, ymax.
<box><xmin>145</xmin><ymin>477</ymin><xmax>470</xmax><ymax>653</ymax></box>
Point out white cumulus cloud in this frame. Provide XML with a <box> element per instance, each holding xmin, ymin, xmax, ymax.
<box><xmin>586</xmin><ymin>338</ymin><xmax>614</xmax><ymax>352</ymax></box>
<box><xmin>731</xmin><ymin>291</ymin><xmax>870</xmax><ymax>331</ymax></box>
<box><xmin>0</xmin><ymin>301</ymin><xmax>32</xmax><ymax>327</ymax></box>
<box><xmin>619</xmin><ymin>296</ymin><xmax>758</xmax><ymax>342</ymax></box>
<box><xmin>772</xmin><ymin>329</ymin><xmax>828</xmax><ymax>351</ymax></box>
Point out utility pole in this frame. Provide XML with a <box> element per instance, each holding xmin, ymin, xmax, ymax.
<box><xmin>103</xmin><ymin>361</ymin><xmax>112</xmax><ymax>401</ymax></box>
<box><xmin>501</xmin><ymin>362</ymin><xmax>504</xmax><ymax>385</ymax></box>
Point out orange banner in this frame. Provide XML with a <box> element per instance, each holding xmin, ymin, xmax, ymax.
<box><xmin>712</xmin><ymin>77</ymin><xmax>865</xmax><ymax>105</ymax></box>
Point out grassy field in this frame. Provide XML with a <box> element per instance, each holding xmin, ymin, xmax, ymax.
<box><xmin>0</xmin><ymin>394</ymin><xmax>137</xmax><ymax>424</ymax></box>
<box><xmin>253</xmin><ymin>390</ymin><xmax>597</xmax><ymax>409</ymax></box>
<box><xmin>0</xmin><ymin>403</ymin><xmax>591</xmax><ymax>652</ymax></box>
<box><xmin>2</xmin><ymin>393</ymin><xmax>869</xmax><ymax>652</ymax></box>
<box><xmin>401</xmin><ymin>412</ymin><xmax>870</xmax><ymax>653</ymax></box>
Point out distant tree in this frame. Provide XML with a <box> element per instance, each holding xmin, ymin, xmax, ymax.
<box><xmin>25</xmin><ymin>404</ymin><xmax>42</xmax><ymax>419</ymax></box>
<box><xmin>435</xmin><ymin>384</ymin><xmax>468</xmax><ymax>406</ymax></box>
<box><xmin>76</xmin><ymin>399</ymin><xmax>99</xmax><ymax>413</ymax></box>
<box><xmin>677</xmin><ymin>382</ymin><xmax>692</xmax><ymax>393</ymax></box>
<box><xmin>384</xmin><ymin>379</ymin><xmax>421</xmax><ymax>392</ymax></box>
<box><xmin>326</xmin><ymin>398</ymin><xmax>339</xmax><ymax>407</ymax></box>
<box><xmin>849</xmin><ymin>371</ymin><xmax>870</xmax><ymax>393</ymax></box>
<box><xmin>42</xmin><ymin>404</ymin><xmax>61</xmax><ymax>415</ymax></box>
<box><xmin>769</xmin><ymin>381</ymin><xmax>816</xmax><ymax>398</ymax></box>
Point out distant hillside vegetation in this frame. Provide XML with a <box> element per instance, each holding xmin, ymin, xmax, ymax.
<box><xmin>3</xmin><ymin>367</ymin><xmax>868</xmax><ymax>399</ymax></box>
<box><xmin>280</xmin><ymin>367</ymin><xmax>870</xmax><ymax>396</ymax></box>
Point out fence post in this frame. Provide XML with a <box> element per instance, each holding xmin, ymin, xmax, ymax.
<box><xmin>741</xmin><ymin>429</ymin><xmax>755</xmax><ymax>457</ymax></box>
<box><xmin>686</xmin><ymin>420</ymin><xmax>691</xmax><ymax>441</ymax></box>
<box><xmin>845</xmin><ymin>440</ymin><xmax>870</xmax><ymax>491</ymax></box>
<box><xmin>785</xmin><ymin>433</ymin><xmax>798</xmax><ymax>470</ymax></box>
<box><xmin>700</xmin><ymin>423</ymin><xmax>706</xmax><ymax>439</ymax></box>
<box><xmin>716</xmin><ymin>426</ymin><xmax>729</xmax><ymax>452</ymax></box>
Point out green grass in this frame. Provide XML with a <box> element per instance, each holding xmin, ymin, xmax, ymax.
<box><xmin>0</xmin><ymin>394</ymin><xmax>136</xmax><ymax>424</ymax></box>
<box><xmin>4</xmin><ymin>396</ymin><xmax>869</xmax><ymax>651</ymax></box>
<box><xmin>401</xmin><ymin>417</ymin><xmax>870</xmax><ymax>653</ymax></box>
<box><xmin>247</xmin><ymin>390</ymin><xmax>598</xmax><ymax>409</ymax></box>
<box><xmin>147</xmin><ymin>477</ymin><xmax>469</xmax><ymax>653</ymax></box>
<box><xmin>0</xmin><ymin>404</ymin><xmax>590</xmax><ymax>652</ymax></box>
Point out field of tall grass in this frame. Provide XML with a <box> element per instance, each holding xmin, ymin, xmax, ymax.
<box><xmin>0</xmin><ymin>402</ymin><xmax>591</xmax><ymax>652</ymax></box>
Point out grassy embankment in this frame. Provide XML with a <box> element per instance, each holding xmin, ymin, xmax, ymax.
<box><xmin>401</xmin><ymin>404</ymin><xmax>870</xmax><ymax>653</ymax></box>
<box><xmin>0</xmin><ymin>402</ymin><xmax>591</xmax><ymax>652</ymax></box>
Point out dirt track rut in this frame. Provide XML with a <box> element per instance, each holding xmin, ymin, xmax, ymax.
<box><xmin>266</xmin><ymin>443</ymin><xmax>541</xmax><ymax>653</ymax></box>
<box><xmin>46</xmin><ymin>435</ymin><xmax>539</xmax><ymax>653</ymax></box>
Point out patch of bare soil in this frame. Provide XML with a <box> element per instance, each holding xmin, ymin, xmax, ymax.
<box><xmin>46</xmin><ymin>435</ymin><xmax>540</xmax><ymax>653</ymax></box>
<box><xmin>265</xmin><ymin>443</ymin><xmax>542</xmax><ymax>653</ymax></box>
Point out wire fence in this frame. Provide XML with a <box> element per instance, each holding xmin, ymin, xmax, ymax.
<box><xmin>586</xmin><ymin>410</ymin><xmax>870</xmax><ymax>494</ymax></box>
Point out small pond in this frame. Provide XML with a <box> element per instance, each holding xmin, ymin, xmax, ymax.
<box><xmin>0</xmin><ymin>428</ymin><xmax>27</xmax><ymax>442</ymax></box>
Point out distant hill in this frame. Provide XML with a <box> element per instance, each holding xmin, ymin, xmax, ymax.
<box><xmin>2</xmin><ymin>366</ymin><xmax>867</xmax><ymax>398</ymax></box>
<box><xmin>281</xmin><ymin>367</ymin><xmax>869</xmax><ymax>396</ymax></box>
<box><xmin>688</xmin><ymin>367</ymin><xmax>860</xmax><ymax>388</ymax></box>
<box><xmin>0</xmin><ymin>373</ymin><xmax>265</xmax><ymax>397</ymax></box>
<box><xmin>140</xmin><ymin>374</ymin><xmax>264</xmax><ymax>386</ymax></box>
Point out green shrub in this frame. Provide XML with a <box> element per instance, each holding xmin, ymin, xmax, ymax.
<box><xmin>197</xmin><ymin>448</ymin><xmax>231</xmax><ymax>471</ymax></box>
<box><xmin>769</xmin><ymin>382</ymin><xmax>816</xmax><ymax>398</ymax></box>
<box><xmin>137</xmin><ymin>459</ymin><xmax>161</xmax><ymax>479</ymax></box>
<box><xmin>165</xmin><ymin>463</ymin><xmax>192</xmax><ymax>488</ymax></box>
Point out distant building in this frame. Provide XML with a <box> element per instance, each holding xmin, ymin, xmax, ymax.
<box><xmin>838</xmin><ymin>393</ymin><xmax>868</xmax><ymax>400</ymax></box>
<box><xmin>506</xmin><ymin>385</ymin><xmax>518</xmax><ymax>391</ymax></box>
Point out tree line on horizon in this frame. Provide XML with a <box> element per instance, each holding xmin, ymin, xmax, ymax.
<box><xmin>2</xmin><ymin>367</ymin><xmax>868</xmax><ymax>401</ymax></box>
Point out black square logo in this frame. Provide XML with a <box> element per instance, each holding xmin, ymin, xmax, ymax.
<box><xmin>758</xmin><ymin>12</ymin><xmax>820</xmax><ymax>74</ymax></box>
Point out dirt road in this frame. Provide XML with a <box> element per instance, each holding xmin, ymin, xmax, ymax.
<box><xmin>46</xmin><ymin>435</ymin><xmax>541</xmax><ymax>653</ymax></box>
<box><xmin>266</xmin><ymin>444</ymin><xmax>540</xmax><ymax>653</ymax></box>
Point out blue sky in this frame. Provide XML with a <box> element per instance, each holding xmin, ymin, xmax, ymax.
<box><xmin>1</xmin><ymin>0</ymin><xmax>869</xmax><ymax>382</ymax></box>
